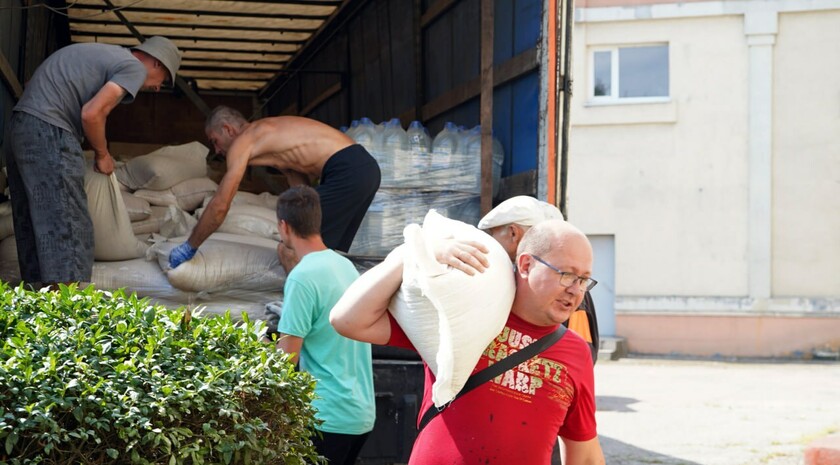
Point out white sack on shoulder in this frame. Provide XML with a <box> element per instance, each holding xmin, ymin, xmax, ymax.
<box><xmin>147</xmin><ymin>232</ymin><xmax>285</xmax><ymax>295</ymax></box>
<box><xmin>85</xmin><ymin>170</ymin><xmax>149</xmax><ymax>261</ymax></box>
<box><xmin>115</xmin><ymin>141</ymin><xmax>209</xmax><ymax>191</ymax></box>
<box><xmin>388</xmin><ymin>210</ymin><xmax>515</xmax><ymax>407</ymax></box>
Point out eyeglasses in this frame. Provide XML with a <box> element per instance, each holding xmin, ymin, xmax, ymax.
<box><xmin>529</xmin><ymin>254</ymin><xmax>598</xmax><ymax>291</ymax></box>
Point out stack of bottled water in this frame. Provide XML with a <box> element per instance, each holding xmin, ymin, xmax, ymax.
<box><xmin>345</xmin><ymin>118</ymin><xmax>504</xmax><ymax>256</ymax></box>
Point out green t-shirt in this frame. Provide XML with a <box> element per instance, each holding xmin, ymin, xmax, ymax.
<box><xmin>278</xmin><ymin>249</ymin><xmax>375</xmax><ymax>434</ymax></box>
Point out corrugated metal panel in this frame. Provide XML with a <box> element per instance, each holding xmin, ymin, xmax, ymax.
<box><xmin>62</xmin><ymin>0</ymin><xmax>344</xmax><ymax>92</ymax></box>
<box><xmin>509</xmin><ymin>71</ymin><xmax>539</xmax><ymax>173</ymax></box>
<box><xmin>513</xmin><ymin>0</ymin><xmax>542</xmax><ymax>55</ymax></box>
<box><xmin>261</xmin><ymin>0</ymin><xmax>545</xmax><ymax>188</ymax></box>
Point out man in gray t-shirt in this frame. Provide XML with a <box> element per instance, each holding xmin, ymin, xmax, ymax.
<box><xmin>6</xmin><ymin>37</ymin><xmax>181</xmax><ymax>286</ymax></box>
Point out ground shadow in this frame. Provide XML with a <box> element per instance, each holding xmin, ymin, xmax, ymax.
<box><xmin>599</xmin><ymin>435</ymin><xmax>703</xmax><ymax>465</ymax></box>
<box><xmin>596</xmin><ymin>395</ymin><xmax>639</xmax><ymax>412</ymax></box>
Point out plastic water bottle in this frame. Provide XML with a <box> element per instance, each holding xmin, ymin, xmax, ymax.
<box><xmin>345</xmin><ymin>120</ymin><xmax>360</xmax><ymax>139</ymax></box>
<box><xmin>381</xmin><ymin>118</ymin><xmax>409</xmax><ymax>183</ymax></box>
<box><xmin>491</xmin><ymin>136</ymin><xmax>504</xmax><ymax>198</ymax></box>
<box><xmin>407</xmin><ymin>120</ymin><xmax>431</xmax><ymax>153</ymax></box>
<box><xmin>406</xmin><ymin>121</ymin><xmax>431</xmax><ymax>178</ymax></box>
<box><xmin>353</xmin><ymin>117</ymin><xmax>377</xmax><ymax>154</ymax></box>
<box><xmin>431</xmin><ymin>122</ymin><xmax>460</xmax><ymax>187</ymax></box>
<box><xmin>373</xmin><ymin>120</ymin><xmax>387</xmax><ymax>150</ymax></box>
<box><xmin>463</xmin><ymin>125</ymin><xmax>483</xmax><ymax>193</ymax></box>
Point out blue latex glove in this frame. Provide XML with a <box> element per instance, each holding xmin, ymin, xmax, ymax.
<box><xmin>168</xmin><ymin>242</ymin><xmax>197</xmax><ymax>269</ymax></box>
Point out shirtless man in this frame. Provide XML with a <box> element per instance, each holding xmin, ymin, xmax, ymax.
<box><xmin>168</xmin><ymin>106</ymin><xmax>381</xmax><ymax>270</ymax></box>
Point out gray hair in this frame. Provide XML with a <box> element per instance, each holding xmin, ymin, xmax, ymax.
<box><xmin>205</xmin><ymin>105</ymin><xmax>247</xmax><ymax>133</ymax></box>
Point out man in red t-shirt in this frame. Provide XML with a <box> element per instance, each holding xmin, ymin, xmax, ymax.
<box><xmin>331</xmin><ymin>220</ymin><xmax>605</xmax><ymax>465</ymax></box>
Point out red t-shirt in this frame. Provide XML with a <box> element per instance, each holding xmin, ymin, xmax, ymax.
<box><xmin>388</xmin><ymin>311</ymin><xmax>597</xmax><ymax>465</ymax></box>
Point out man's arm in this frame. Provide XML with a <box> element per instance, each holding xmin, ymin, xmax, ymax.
<box><xmin>329</xmin><ymin>247</ymin><xmax>404</xmax><ymax>345</ymax></box>
<box><xmin>169</xmin><ymin>133</ymin><xmax>252</xmax><ymax>268</ymax></box>
<box><xmin>275</xmin><ymin>333</ymin><xmax>303</xmax><ymax>365</ymax></box>
<box><xmin>81</xmin><ymin>81</ymin><xmax>126</xmax><ymax>175</ymax></box>
<box><xmin>560</xmin><ymin>437</ymin><xmax>605</xmax><ymax>465</ymax></box>
<box><xmin>187</xmin><ymin>135</ymin><xmax>251</xmax><ymax>249</ymax></box>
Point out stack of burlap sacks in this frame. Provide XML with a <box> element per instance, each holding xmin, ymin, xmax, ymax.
<box><xmin>0</xmin><ymin>142</ymin><xmax>284</xmax><ymax>321</ymax></box>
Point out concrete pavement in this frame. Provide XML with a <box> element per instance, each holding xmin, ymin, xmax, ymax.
<box><xmin>594</xmin><ymin>357</ymin><xmax>840</xmax><ymax>465</ymax></box>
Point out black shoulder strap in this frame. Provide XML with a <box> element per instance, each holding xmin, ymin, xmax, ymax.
<box><xmin>418</xmin><ymin>325</ymin><xmax>567</xmax><ymax>432</ymax></box>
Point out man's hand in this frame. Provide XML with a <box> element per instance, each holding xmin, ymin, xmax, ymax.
<box><xmin>433</xmin><ymin>239</ymin><xmax>490</xmax><ymax>276</ymax></box>
<box><xmin>94</xmin><ymin>152</ymin><xmax>115</xmax><ymax>175</ymax></box>
<box><xmin>168</xmin><ymin>242</ymin><xmax>197</xmax><ymax>269</ymax></box>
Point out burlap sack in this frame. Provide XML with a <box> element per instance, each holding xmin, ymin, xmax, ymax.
<box><xmin>131</xmin><ymin>206</ymin><xmax>169</xmax><ymax>235</ymax></box>
<box><xmin>120</xmin><ymin>191</ymin><xmax>152</xmax><ymax>221</ymax></box>
<box><xmin>146</xmin><ymin>232</ymin><xmax>285</xmax><ymax>295</ymax></box>
<box><xmin>85</xmin><ymin>170</ymin><xmax>150</xmax><ymax>261</ymax></box>
<box><xmin>134</xmin><ymin>177</ymin><xmax>218</xmax><ymax>212</ymax></box>
<box><xmin>203</xmin><ymin>191</ymin><xmax>279</xmax><ymax>211</ymax></box>
<box><xmin>115</xmin><ymin>141</ymin><xmax>209</xmax><ymax>191</ymax></box>
<box><xmin>195</xmin><ymin>203</ymin><xmax>279</xmax><ymax>241</ymax></box>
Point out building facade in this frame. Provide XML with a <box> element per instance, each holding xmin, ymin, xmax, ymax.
<box><xmin>568</xmin><ymin>0</ymin><xmax>840</xmax><ymax>357</ymax></box>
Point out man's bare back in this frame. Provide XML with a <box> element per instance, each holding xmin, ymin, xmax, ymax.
<box><xmin>240</xmin><ymin>116</ymin><xmax>356</xmax><ymax>178</ymax></box>
<box><xmin>169</xmin><ymin>107</ymin><xmax>380</xmax><ymax>269</ymax></box>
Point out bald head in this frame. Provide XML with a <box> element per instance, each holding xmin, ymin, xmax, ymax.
<box><xmin>516</xmin><ymin>219</ymin><xmax>591</xmax><ymax>262</ymax></box>
<box><xmin>511</xmin><ymin>220</ymin><xmax>593</xmax><ymax>326</ymax></box>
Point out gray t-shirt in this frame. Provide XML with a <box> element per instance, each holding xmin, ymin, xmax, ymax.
<box><xmin>14</xmin><ymin>43</ymin><xmax>146</xmax><ymax>141</ymax></box>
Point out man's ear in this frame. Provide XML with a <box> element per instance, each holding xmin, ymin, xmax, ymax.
<box><xmin>515</xmin><ymin>253</ymin><xmax>531</xmax><ymax>277</ymax></box>
<box><xmin>509</xmin><ymin>224</ymin><xmax>526</xmax><ymax>242</ymax></box>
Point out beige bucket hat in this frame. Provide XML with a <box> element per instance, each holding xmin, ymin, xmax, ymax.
<box><xmin>132</xmin><ymin>36</ymin><xmax>181</xmax><ymax>86</ymax></box>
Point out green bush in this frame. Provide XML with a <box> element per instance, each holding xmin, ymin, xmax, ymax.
<box><xmin>0</xmin><ymin>282</ymin><xmax>321</xmax><ymax>464</ymax></box>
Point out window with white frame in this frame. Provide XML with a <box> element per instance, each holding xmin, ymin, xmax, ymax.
<box><xmin>590</xmin><ymin>44</ymin><xmax>669</xmax><ymax>101</ymax></box>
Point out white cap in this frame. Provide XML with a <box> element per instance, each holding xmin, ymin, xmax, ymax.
<box><xmin>478</xmin><ymin>196</ymin><xmax>564</xmax><ymax>230</ymax></box>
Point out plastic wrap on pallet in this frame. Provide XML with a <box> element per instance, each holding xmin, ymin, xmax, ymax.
<box><xmin>350</xmin><ymin>189</ymin><xmax>480</xmax><ymax>257</ymax></box>
<box><xmin>377</xmin><ymin>149</ymin><xmax>481</xmax><ymax>193</ymax></box>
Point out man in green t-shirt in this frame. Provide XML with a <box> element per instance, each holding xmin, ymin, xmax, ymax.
<box><xmin>274</xmin><ymin>185</ymin><xmax>375</xmax><ymax>464</ymax></box>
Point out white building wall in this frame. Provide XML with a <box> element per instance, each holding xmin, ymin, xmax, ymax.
<box><xmin>569</xmin><ymin>15</ymin><xmax>751</xmax><ymax>297</ymax></box>
<box><xmin>772</xmin><ymin>10</ymin><xmax>840</xmax><ymax>297</ymax></box>
<box><xmin>568</xmin><ymin>0</ymin><xmax>840</xmax><ymax>356</ymax></box>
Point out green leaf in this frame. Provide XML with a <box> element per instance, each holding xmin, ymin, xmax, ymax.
<box><xmin>0</xmin><ymin>285</ymin><xmax>321</xmax><ymax>464</ymax></box>
<box><xmin>5</xmin><ymin>431</ymin><xmax>18</xmax><ymax>455</ymax></box>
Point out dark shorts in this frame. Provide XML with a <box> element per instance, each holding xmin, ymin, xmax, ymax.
<box><xmin>310</xmin><ymin>430</ymin><xmax>370</xmax><ymax>465</ymax></box>
<box><xmin>6</xmin><ymin>111</ymin><xmax>94</xmax><ymax>283</ymax></box>
<box><xmin>317</xmin><ymin>144</ymin><xmax>381</xmax><ymax>252</ymax></box>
